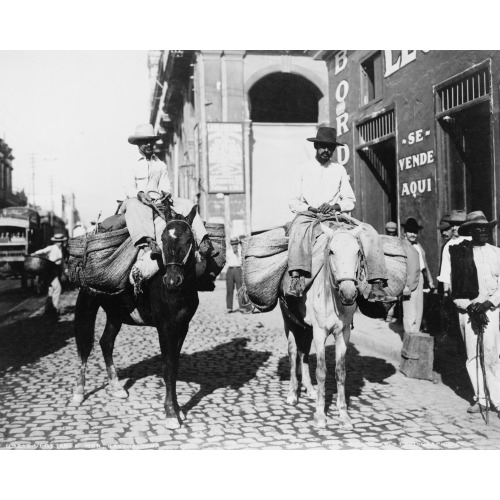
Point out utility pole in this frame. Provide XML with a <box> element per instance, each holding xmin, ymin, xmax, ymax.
<box><xmin>30</xmin><ymin>152</ymin><xmax>36</xmax><ymax>207</ymax></box>
<box><xmin>50</xmin><ymin>177</ymin><xmax>54</xmax><ymax>213</ymax></box>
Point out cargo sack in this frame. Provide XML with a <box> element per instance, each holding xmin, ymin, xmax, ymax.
<box><xmin>67</xmin><ymin>227</ymin><xmax>139</xmax><ymax>295</ymax></box>
<box><xmin>241</xmin><ymin>227</ymin><xmax>289</xmax><ymax>312</ymax></box>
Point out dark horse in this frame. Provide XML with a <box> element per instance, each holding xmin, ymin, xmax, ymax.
<box><xmin>71</xmin><ymin>200</ymin><xmax>199</xmax><ymax>429</ymax></box>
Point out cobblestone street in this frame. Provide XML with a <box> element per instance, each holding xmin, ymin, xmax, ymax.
<box><xmin>1</xmin><ymin>283</ymin><xmax>500</xmax><ymax>450</ymax></box>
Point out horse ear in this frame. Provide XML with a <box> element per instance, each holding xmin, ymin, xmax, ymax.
<box><xmin>163</xmin><ymin>195</ymin><xmax>173</xmax><ymax>221</ymax></box>
<box><xmin>320</xmin><ymin>222</ymin><xmax>334</xmax><ymax>238</ymax></box>
<box><xmin>186</xmin><ymin>205</ymin><xmax>198</xmax><ymax>226</ymax></box>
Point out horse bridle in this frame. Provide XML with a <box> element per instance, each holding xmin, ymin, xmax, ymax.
<box><xmin>324</xmin><ymin>230</ymin><xmax>363</xmax><ymax>291</ymax></box>
<box><xmin>163</xmin><ymin>219</ymin><xmax>194</xmax><ymax>268</ymax></box>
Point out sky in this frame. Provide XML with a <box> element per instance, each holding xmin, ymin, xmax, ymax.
<box><xmin>0</xmin><ymin>50</ymin><xmax>151</xmax><ymax>225</ymax></box>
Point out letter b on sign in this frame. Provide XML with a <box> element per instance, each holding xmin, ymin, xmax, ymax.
<box><xmin>335</xmin><ymin>51</ymin><xmax>348</xmax><ymax>75</ymax></box>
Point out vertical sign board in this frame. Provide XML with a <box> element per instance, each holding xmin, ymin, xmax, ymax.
<box><xmin>207</xmin><ymin>122</ymin><xmax>245</xmax><ymax>194</ymax></box>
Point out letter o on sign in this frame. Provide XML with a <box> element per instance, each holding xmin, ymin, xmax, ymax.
<box><xmin>335</xmin><ymin>80</ymin><xmax>349</xmax><ymax>103</ymax></box>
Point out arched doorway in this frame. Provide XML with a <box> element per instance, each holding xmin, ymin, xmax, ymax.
<box><xmin>249</xmin><ymin>73</ymin><xmax>321</xmax><ymax>123</ymax></box>
<box><xmin>248</xmin><ymin>72</ymin><xmax>323</xmax><ymax>232</ymax></box>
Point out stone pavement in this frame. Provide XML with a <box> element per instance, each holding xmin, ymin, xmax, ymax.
<box><xmin>1</xmin><ymin>282</ymin><xmax>500</xmax><ymax>450</ymax></box>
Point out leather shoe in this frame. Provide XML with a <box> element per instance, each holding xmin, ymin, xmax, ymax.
<box><xmin>147</xmin><ymin>239</ymin><xmax>162</xmax><ymax>260</ymax></box>
<box><xmin>367</xmin><ymin>281</ymin><xmax>397</xmax><ymax>303</ymax></box>
<box><xmin>467</xmin><ymin>403</ymin><xmax>487</xmax><ymax>414</ymax></box>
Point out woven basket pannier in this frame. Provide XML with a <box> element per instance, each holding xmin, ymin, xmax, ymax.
<box><xmin>242</xmin><ymin>230</ymin><xmax>289</xmax><ymax>312</ymax></box>
<box><xmin>67</xmin><ymin>228</ymin><xmax>139</xmax><ymax>295</ymax></box>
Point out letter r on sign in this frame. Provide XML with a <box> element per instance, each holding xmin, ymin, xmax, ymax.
<box><xmin>336</xmin><ymin>113</ymin><xmax>349</xmax><ymax>136</ymax></box>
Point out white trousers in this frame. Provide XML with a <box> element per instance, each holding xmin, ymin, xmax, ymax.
<box><xmin>403</xmin><ymin>271</ymin><xmax>424</xmax><ymax>333</ymax></box>
<box><xmin>458</xmin><ymin>308</ymin><xmax>500</xmax><ymax>409</ymax></box>
<box><xmin>48</xmin><ymin>277</ymin><xmax>62</xmax><ymax>310</ymax></box>
<box><xmin>122</xmin><ymin>197</ymin><xmax>207</xmax><ymax>246</ymax></box>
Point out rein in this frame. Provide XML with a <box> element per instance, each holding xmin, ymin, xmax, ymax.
<box><xmin>164</xmin><ymin>219</ymin><xmax>194</xmax><ymax>268</ymax></box>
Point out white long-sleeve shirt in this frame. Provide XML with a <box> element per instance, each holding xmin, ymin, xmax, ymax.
<box><xmin>289</xmin><ymin>158</ymin><xmax>356</xmax><ymax>214</ymax></box>
<box><xmin>439</xmin><ymin>243</ymin><xmax>500</xmax><ymax>310</ymax></box>
<box><xmin>124</xmin><ymin>154</ymin><xmax>172</xmax><ymax>199</ymax></box>
<box><xmin>226</xmin><ymin>246</ymin><xmax>241</xmax><ymax>267</ymax></box>
<box><xmin>33</xmin><ymin>244</ymin><xmax>63</xmax><ymax>265</ymax></box>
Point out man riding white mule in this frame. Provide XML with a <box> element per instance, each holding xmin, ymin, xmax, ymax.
<box><xmin>121</xmin><ymin>124</ymin><xmax>214</xmax><ymax>260</ymax></box>
<box><xmin>286</xmin><ymin>126</ymin><xmax>395</xmax><ymax>303</ymax></box>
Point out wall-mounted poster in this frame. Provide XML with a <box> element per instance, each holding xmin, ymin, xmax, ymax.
<box><xmin>207</xmin><ymin>122</ymin><xmax>245</xmax><ymax>194</ymax></box>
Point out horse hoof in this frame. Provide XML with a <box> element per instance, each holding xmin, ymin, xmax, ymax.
<box><xmin>165</xmin><ymin>417</ymin><xmax>181</xmax><ymax>430</ymax></box>
<box><xmin>71</xmin><ymin>393</ymin><xmax>84</xmax><ymax>404</ymax></box>
<box><xmin>286</xmin><ymin>393</ymin><xmax>298</xmax><ymax>405</ymax></box>
<box><xmin>305</xmin><ymin>387</ymin><xmax>317</xmax><ymax>400</ymax></box>
<box><xmin>314</xmin><ymin>414</ymin><xmax>327</xmax><ymax>429</ymax></box>
<box><xmin>339</xmin><ymin>411</ymin><xmax>353</xmax><ymax>430</ymax></box>
<box><xmin>341</xmin><ymin>421</ymin><xmax>354</xmax><ymax>431</ymax></box>
<box><xmin>111</xmin><ymin>388</ymin><xmax>128</xmax><ymax>399</ymax></box>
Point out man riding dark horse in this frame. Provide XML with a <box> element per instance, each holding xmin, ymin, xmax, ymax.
<box><xmin>72</xmin><ymin>198</ymin><xmax>200</xmax><ymax>429</ymax></box>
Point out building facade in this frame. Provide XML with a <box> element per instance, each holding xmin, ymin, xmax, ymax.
<box><xmin>0</xmin><ymin>138</ymin><xmax>27</xmax><ymax>209</ymax></box>
<box><xmin>319</xmin><ymin>50</ymin><xmax>500</xmax><ymax>278</ymax></box>
<box><xmin>149</xmin><ymin>50</ymin><xmax>329</xmax><ymax>240</ymax></box>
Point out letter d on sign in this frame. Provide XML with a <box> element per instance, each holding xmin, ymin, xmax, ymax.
<box><xmin>337</xmin><ymin>145</ymin><xmax>350</xmax><ymax>166</ymax></box>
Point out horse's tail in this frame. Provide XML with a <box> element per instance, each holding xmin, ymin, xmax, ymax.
<box><xmin>74</xmin><ymin>288</ymin><xmax>100</xmax><ymax>362</ymax></box>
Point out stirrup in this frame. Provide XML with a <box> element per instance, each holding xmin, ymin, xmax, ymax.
<box><xmin>287</xmin><ymin>276</ymin><xmax>305</xmax><ymax>297</ymax></box>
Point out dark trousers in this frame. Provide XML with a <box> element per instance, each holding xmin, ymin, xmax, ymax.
<box><xmin>226</xmin><ymin>267</ymin><xmax>242</xmax><ymax>310</ymax></box>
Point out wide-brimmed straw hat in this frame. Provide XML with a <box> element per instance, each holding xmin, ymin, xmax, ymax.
<box><xmin>458</xmin><ymin>211</ymin><xmax>498</xmax><ymax>236</ymax></box>
<box><xmin>230</xmin><ymin>237</ymin><xmax>239</xmax><ymax>245</ymax></box>
<box><xmin>128</xmin><ymin>124</ymin><xmax>160</xmax><ymax>145</ymax></box>
<box><xmin>51</xmin><ymin>233</ymin><xmax>68</xmax><ymax>242</ymax></box>
<box><xmin>402</xmin><ymin>217</ymin><xmax>423</xmax><ymax>233</ymax></box>
<box><xmin>306</xmin><ymin>127</ymin><xmax>344</xmax><ymax>146</ymax></box>
<box><xmin>385</xmin><ymin>221</ymin><xmax>397</xmax><ymax>232</ymax></box>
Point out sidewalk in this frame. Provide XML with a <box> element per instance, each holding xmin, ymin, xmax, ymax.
<box><xmin>350</xmin><ymin>312</ymin><xmax>404</xmax><ymax>364</ymax></box>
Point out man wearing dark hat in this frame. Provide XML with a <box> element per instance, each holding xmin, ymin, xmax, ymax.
<box><xmin>122</xmin><ymin>124</ymin><xmax>211</xmax><ymax>260</ymax></box>
<box><xmin>438</xmin><ymin>215</ymin><xmax>452</xmax><ymax>244</ymax></box>
<box><xmin>441</xmin><ymin>211</ymin><xmax>500</xmax><ymax>417</ymax></box>
<box><xmin>225</xmin><ymin>236</ymin><xmax>242</xmax><ymax>312</ymax></box>
<box><xmin>32</xmin><ymin>233</ymin><xmax>68</xmax><ymax>318</ymax></box>
<box><xmin>400</xmin><ymin>217</ymin><xmax>434</xmax><ymax>333</ymax></box>
<box><xmin>286</xmin><ymin>126</ymin><xmax>393</xmax><ymax>302</ymax></box>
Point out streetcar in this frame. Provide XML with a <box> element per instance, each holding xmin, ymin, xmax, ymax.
<box><xmin>0</xmin><ymin>206</ymin><xmax>68</xmax><ymax>287</ymax></box>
